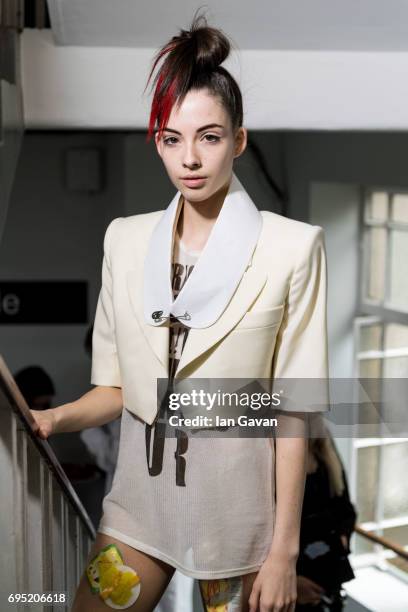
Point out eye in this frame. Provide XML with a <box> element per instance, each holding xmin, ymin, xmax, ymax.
<box><xmin>202</xmin><ymin>134</ymin><xmax>221</xmax><ymax>143</ymax></box>
<box><xmin>163</xmin><ymin>136</ymin><xmax>179</xmax><ymax>145</ymax></box>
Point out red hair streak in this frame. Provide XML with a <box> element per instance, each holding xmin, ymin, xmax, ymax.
<box><xmin>145</xmin><ymin>42</ymin><xmax>179</xmax><ymax>142</ymax></box>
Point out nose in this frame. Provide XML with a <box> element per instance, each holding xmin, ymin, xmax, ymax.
<box><xmin>182</xmin><ymin>141</ymin><xmax>201</xmax><ymax>170</ymax></box>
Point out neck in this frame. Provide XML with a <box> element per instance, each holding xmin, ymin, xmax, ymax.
<box><xmin>177</xmin><ymin>177</ymin><xmax>231</xmax><ymax>250</ymax></box>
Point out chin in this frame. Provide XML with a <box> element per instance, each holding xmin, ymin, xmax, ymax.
<box><xmin>180</xmin><ymin>186</ymin><xmax>212</xmax><ymax>201</ymax></box>
<box><xmin>184</xmin><ymin>191</ymin><xmax>212</xmax><ymax>204</ymax></box>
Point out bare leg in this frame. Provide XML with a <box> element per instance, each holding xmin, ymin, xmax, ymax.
<box><xmin>198</xmin><ymin>571</ymin><xmax>258</xmax><ymax>612</ymax></box>
<box><xmin>71</xmin><ymin>532</ymin><xmax>176</xmax><ymax>611</ymax></box>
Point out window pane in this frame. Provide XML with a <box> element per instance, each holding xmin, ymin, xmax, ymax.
<box><xmin>389</xmin><ymin>229</ymin><xmax>408</xmax><ymax>310</ymax></box>
<box><xmin>367</xmin><ymin>191</ymin><xmax>388</xmax><ymax>221</ymax></box>
<box><xmin>359</xmin><ymin>359</ymin><xmax>382</xmax><ymax>377</ymax></box>
<box><xmin>382</xmin><ymin>524</ymin><xmax>408</xmax><ymax>548</ymax></box>
<box><xmin>354</xmin><ymin>532</ymin><xmax>376</xmax><ymax>555</ymax></box>
<box><xmin>367</xmin><ymin>227</ymin><xmax>386</xmax><ymax>301</ymax></box>
<box><xmin>360</xmin><ymin>324</ymin><xmax>382</xmax><ymax>351</ymax></box>
<box><xmin>357</xmin><ymin>446</ymin><xmax>379</xmax><ymax>522</ymax></box>
<box><xmin>359</xmin><ymin>412</ymin><xmax>382</xmax><ymax>438</ymax></box>
<box><xmin>384</xmin><ymin>323</ymin><xmax>408</xmax><ymax>349</ymax></box>
<box><xmin>392</xmin><ymin>193</ymin><xmax>408</xmax><ymax>224</ymax></box>
<box><xmin>382</xmin><ymin>442</ymin><xmax>408</xmax><ymax>519</ymax></box>
<box><xmin>383</xmin><ymin>356</ymin><xmax>408</xmax><ymax>377</ymax></box>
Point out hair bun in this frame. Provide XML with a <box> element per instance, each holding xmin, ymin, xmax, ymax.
<box><xmin>191</xmin><ymin>23</ymin><xmax>230</xmax><ymax>71</ymax></box>
<box><xmin>176</xmin><ymin>14</ymin><xmax>229</xmax><ymax>72</ymax></box>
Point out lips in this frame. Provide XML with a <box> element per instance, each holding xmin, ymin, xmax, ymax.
<box><xmin>181</xmin><ymin>177</ymin><xmax>207</xmax><ymax>188</ymax></box>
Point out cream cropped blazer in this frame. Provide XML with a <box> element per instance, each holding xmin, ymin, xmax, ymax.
<box><xmin>91</xmin><ymin>173</ymin><xmax>329</xmax><ymax>425</ymax></box>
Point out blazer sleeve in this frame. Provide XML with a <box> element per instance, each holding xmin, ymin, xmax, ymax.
<box><xmin>90</xmin><ymin>218</ymin><xmax>122</xmax><ymax>388</ymax></box>
<box><xmin>271</xmin><ymin>225</ymin><xmax>330</xmax><ymax>412</ymax></box>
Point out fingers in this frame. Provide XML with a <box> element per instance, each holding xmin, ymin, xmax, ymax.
<box><xmin>30</xmin><ymin>411</ymin><xmax>50</xmax><ymax>440</ymax></box>
<box><xmin>34</xmin><ymin>425</ymin><xmax>45</xmax><ymax>439</ymax></box>
<box><xmin>30</xmin><ymin>413</ymin><xmax>41</xmax><ymax>437</ymax></box>
<box><xmin>39</xmin><ymin>422</ymin><xmax>52</xmax><ymax>439</ymax></box>
<box><xmin>310</xmin><ymin>585</ymin><xmax>325</xmax><ymax>600</ymax></box>
<box><xmin>31</xmin><ymin>420</ymin><xmax>39</xmax><ymax>434</ymax></box>
<box><xmin>248</xmin><ymin>582</ymin><xmax>260</xmax><ymax>612</ymax></box>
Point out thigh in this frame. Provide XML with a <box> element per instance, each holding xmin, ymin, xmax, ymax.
<box><xmin>198</xmin><ymin>571</ymin><xmax>258</xmax><ymax>612</ymax></box>
<box><xmin>71</xmin><ymin>531</ymin><xmax>176</xmax><ymax>612</ymax></box>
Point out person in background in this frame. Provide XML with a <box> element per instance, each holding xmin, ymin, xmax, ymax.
<box><xmin>295</xmin><ymin>421</ymin><xmax>357</xmax><ymax>612</ymax></box>
<box><xmin>15</xmin><ymin>365</ymin><xmax>55</xmax><ymax>411</ymax></box>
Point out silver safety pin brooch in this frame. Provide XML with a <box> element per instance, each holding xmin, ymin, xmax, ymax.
<box><xmin>151</xmin><ymin>310</ymin><xmax>191</xmax><ymax>323</ymax></box>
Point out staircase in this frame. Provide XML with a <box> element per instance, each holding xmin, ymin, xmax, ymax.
<box><xmin>0</xmin><ymin>357</ymin><xmax>96</xmax><ymax>611</ymax></box>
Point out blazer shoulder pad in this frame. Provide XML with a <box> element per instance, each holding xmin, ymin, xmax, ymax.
<box><xmin>261</xmin><ymin>210</ymin><xmax>322</xmax><ymax>237</ymax></box>
<box><xmin>108</xmin><ymin>210</ymin><xmax>164</xmax><ymax>245</ymax></box>
<box><xmin>259</xmin><ymin>211</ymin><xmax>324</xmax><ymax>269</ymax></box>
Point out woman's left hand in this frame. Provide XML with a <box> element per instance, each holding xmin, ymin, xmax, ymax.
<box><xmin>248</xmin><ymin>550</ymin><xmax>297</xmax><ymax>612</ymax></box>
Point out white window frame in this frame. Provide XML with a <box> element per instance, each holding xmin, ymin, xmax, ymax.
<box><xmin>351</xmin><ymin>187</ymin><xmax>408</xmax><ymax>578</ymax></box>
<box><xmin>360</xmin><ymin>186</ymin><xmax>408</xmax><ymax>321</ymax></box>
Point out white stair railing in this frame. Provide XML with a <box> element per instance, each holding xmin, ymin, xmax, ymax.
<box><xmin>0</xmin><ymin>356</ymin><xmax>96</xmax><ymax>612</ymax></box>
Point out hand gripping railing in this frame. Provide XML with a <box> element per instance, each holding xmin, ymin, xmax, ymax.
<box><xmin>0</xmin><ymin>356</ymin><xmax>96</xmax><ymax>611</ymax></box>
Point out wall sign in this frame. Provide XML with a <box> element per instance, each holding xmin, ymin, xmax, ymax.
<box><xmin>0</xmin><ymin>281</ymin><xmax>88</xmax><ymax>324</ymax></box>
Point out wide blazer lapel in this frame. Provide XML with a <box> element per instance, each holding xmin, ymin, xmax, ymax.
<box><xmin>127</xmin><ymin>257</ymin><xmax>267</xmax><ymax>380</ymax></box>
<box><xmin>126</xmin><ymin>173</ymin><xmax>267</xmax><ymax>379</ymax></box>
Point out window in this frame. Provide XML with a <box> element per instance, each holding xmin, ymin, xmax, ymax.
<box><xmin>353</xmin><ymin>188</ymin><xmax>408</xmax><ymax>574</ymax></box>
<box><xmin>360</xmin><ymin>189</ymin><xmax>408</xmax><ymax>317</ymax></box>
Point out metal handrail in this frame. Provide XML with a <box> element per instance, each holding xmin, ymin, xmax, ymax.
<box><xmin>0</xmin><ymin>355</ymin><xmax>96</xmax><ymax>539</ymax></box>
<box><xmin>355</xmin><ymin>524</ymin><xmax>408</xmax><ymax>562</ymax></box>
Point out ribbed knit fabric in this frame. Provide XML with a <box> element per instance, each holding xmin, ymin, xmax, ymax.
<box><xmin>98</xmin><ymin>234</ymin><xmax>276</xmax><ymax>579</ymax></box>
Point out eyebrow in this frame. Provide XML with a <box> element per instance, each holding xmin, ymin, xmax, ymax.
<box><xmin>160</xmin><ymin>123</ymin><xmax>225</xmax><ymax>135</ymax></box>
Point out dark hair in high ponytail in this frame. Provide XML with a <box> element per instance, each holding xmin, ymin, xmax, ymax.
<box><xmin>144</xmin><ymin>11</ymin><xmax>243</xmax><ymax>142</ymax></box>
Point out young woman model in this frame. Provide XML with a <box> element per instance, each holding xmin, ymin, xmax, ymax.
<box><xmin>31</xmin><ymin>13</ymin><xmax>330</xmax><ymax>612</ymax></box>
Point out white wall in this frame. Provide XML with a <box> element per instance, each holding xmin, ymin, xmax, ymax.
<box><xmin>47</xmin><ymin>0</ymin><xmax>408</xmax><ymax>52</ymax></box>
<box><xmin>21</xmin><ymin>30</ymin><xmax>408</xmax><ymax>131</ymax></box>
<box><xmin>310</xmin><ymin>182</ymin><xmax>361</xmax><ymax>379</ymax></box>
<box><xmin>0</xmin><ymin>30</ymin><xmax>24</xmax><ymax>245</ymax></box>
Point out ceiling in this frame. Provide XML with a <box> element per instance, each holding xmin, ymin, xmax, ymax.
<box><xmin>47</xmin><ymin>0</ymin><xmax>408</xmax><ymax>52</ymax></box>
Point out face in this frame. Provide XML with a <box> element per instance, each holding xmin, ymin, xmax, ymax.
<box><xmin>154</xmin><ymin>88</ymin><xmax>247</xmax><ymax>203</ymax></box>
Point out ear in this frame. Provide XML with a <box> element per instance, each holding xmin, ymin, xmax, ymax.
<box><xmin>233</xmin><ymin>127</ymin><xmax>247</xmax><ymax>159</ymax></box>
